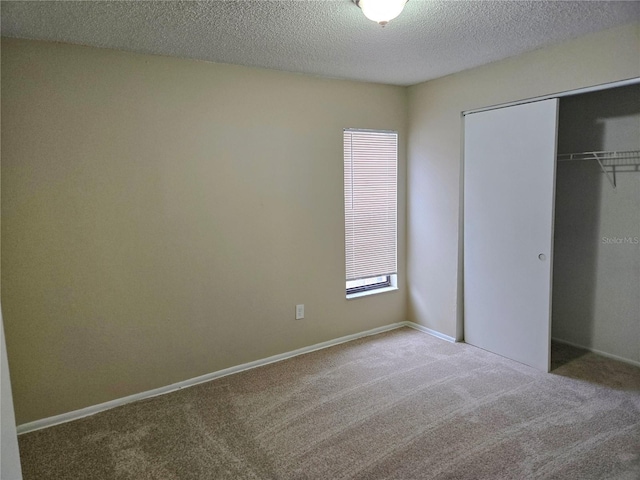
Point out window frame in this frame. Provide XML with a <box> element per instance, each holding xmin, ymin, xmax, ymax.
<box><xmin>343</xmin><ymin>128</ymin><xmax>398</xmax><ymax>299</ymax></box>
<box><xmin>346</xmin><ymin>275</ymin><xmax>392</xmax><ymax>295</ymax></box>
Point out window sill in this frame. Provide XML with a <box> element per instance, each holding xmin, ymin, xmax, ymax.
<box><xmin>346</xmin><ymin>286</ymin><xmax>398</xmax><ymax>300</ymax></box>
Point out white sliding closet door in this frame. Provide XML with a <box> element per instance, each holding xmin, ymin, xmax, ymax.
<box><xmin>464</xmin><ymin>99</ymin><xmax>558</xmax><ymax>372</ymax></box>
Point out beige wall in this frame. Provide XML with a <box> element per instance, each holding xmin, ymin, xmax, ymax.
<box><xmin>407</xmin><ymin>23</ymin><xmax>640</xmax><ymax>340</ymax></box>
<box><xmin>1</xmin><ymin>38</ymin><xmax>407</xmax><ymax>424</ymax></box>
<box><xmin>1</xmin><ymin>63</ymin><xmax>24</xmax><ymax>478</ymax></box>
<box><xmin>2</xmin><ymin>53</ymin><xmax>23</xmax><ymax>477</ymax></box>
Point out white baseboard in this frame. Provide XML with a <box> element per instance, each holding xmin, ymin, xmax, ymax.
<box><xmin>403</xmin><ymin>321</ymin><xmax>457</xmax><ymax>343</ymax></box>
<box><xmin>18</xmin><ymin>322</ymin><xmax>420</xmax><ymax>435</ymax></box>
<box><xmin>552</xmin><ymin>337</ymin><xmax>640</xmax><ymax>368</ymax></box>
<box><xmin>18</xmin><ymin>321</ymin><xmax>455</xmax><ymax>435</ymax></box>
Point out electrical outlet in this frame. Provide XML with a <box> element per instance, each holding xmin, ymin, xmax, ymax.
<box><xmin>296</xmin><ymin>304</ymin><xmax>304</xmax><ymax>320</ymax></box>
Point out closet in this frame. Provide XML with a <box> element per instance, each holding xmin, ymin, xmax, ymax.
<box><xmin>463</xmin><ymin>82</ymin><xmax>640</xmax><ymax>372</ymax></box>
<box><xmin>553</xmin><ymin>85</ymin><xmax>640</xmax><ymax>367</ymax></box>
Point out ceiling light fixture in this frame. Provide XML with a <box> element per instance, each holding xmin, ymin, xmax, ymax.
<box><xmin>355</xmin><ymin>0</ymin><xmax>408</xmax><ymax>26</ymax></box>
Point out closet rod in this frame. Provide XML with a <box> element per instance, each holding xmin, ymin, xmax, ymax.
<box><xmin>556</xmin><ymin>150</ymin><xmax>640</xmax><ymax>189</ymax></box>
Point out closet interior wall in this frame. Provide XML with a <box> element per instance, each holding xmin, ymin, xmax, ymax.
<box><xmin>552</xmin><ymin>84</ymin><xmax>640</xmax><ymax>365</ymax></box>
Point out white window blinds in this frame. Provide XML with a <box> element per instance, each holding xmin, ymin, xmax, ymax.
<box><xmin>344</xmin><ymin>129</ymin><xmax>398</xmax><ymax>282</ymax></box>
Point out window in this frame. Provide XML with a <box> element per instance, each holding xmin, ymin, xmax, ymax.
<box><xmin>344</xmin><ymin>129</ymin><xmax>398</xmax><ymax>297</ymax></box>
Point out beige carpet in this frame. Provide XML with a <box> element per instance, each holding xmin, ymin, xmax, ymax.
<box><xmin>18</xmin><ymin>328</ymin><xmax>640</xmax><ymax>479</ymax></box>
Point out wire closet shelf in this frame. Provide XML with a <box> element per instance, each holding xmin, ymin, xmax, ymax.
<box><xmin>556</xmin><ymin>150</ymin><xmax>640</xmax><ymax>188</ymax></box>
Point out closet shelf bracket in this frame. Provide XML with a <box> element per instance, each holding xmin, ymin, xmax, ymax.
<box><xmin>594</xmin><ymin>152</ymin><xmax>616</xmax><ymax>189</ymax></box>
<box><xmin>557</xmin><ymin>150</ymin><xmax>640</xmax><ymax>189</ymax></box>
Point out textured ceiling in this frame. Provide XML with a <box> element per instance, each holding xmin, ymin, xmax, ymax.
<box><xmin>2</xmin><ymin>0</ymin><xmax>639</xmax><ymax>86</ymax></box>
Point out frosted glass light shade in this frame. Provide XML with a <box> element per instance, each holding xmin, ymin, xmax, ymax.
<box><xmin>357</xmin><ymin>0</ymin><xmax>407</xmax><ymax>25</ymax></box>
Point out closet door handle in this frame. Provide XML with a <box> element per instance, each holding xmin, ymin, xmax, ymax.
<box><xmin>538</xmin><ymin>253</ymin><xmax>546</xmax><ymax>261</ymax></box>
